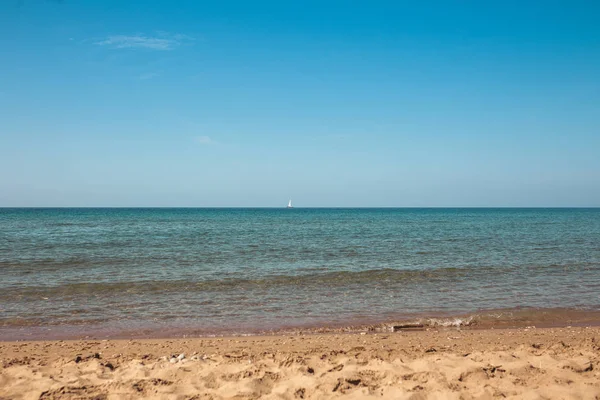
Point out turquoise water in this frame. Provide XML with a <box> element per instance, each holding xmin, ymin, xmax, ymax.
<box><xmin>1</xmin><ymin>208</ymin><xmax>599</xmax><ymax>339</ymax></box>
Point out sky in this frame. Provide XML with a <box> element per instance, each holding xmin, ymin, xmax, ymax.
<box><xmin>0</xmin><ymin>0</ymin><xmax>599</xmax><ymax>207</ymax></box>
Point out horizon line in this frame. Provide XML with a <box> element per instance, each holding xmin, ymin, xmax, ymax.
<box><xmin>1</xmin><ymin>206</ymin><xmax>599</xmax><ymax>209</ymax></box>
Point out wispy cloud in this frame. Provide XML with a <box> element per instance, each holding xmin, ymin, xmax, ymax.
<box><xmin>195</xmin><ymin>136</ymin><xmax>214</xmax><ymax>145</ymax></box>
<box><xmin>95</xmin><ymin>33</ymin><xmax>191</xmax><ymax>50</ymax></box>
<box><xmin>139</xmin><ymin>72</ymin><xmax>159</xmax><ymax>80</ymax></box>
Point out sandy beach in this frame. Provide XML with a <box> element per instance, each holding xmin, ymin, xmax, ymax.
<box><xmin>1</xmin><ymin>326</ymin><xmax>599</xmax><ymax>399</ymax></box>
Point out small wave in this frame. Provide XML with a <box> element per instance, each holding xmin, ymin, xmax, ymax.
<box><xmin>4</xmin><ymin>261</ymin><xmax>599</xmax><ymax>299</ymax></box>
<box><xmin>420</xmin><ymin>316</ymin><xmax>475</xmax><ymax>328</ymax></box>
<box><xmin>0</xmin><ymin>266</ymin><xmax>482</xmax><ymax>298</ymax></box>
<box><xmin>380</xmin><ymin>308</ymin><xmax>600</xmax><ymax>332</ymax></box>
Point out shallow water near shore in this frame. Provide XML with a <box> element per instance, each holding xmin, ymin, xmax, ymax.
<box><xmin>1</xmin><ymin>208</ymin><xmax>599</xmax><ymax>340</ymax></box>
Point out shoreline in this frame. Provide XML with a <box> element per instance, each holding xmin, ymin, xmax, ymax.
<box><xmin>2</xmin><ymin>326</ymin><xmax>599</xmax><ymax>398</ymax></box>
<box><xmin>3</xmin><ymin>307</ymin><xmax>600</xmax><ymax>342</ymax></box>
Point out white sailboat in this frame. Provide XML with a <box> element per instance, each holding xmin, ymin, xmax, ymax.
<box><xmin>287</xmin><ymin>199</ymin><xmax>293</xmax><ymax>209</ymax></box>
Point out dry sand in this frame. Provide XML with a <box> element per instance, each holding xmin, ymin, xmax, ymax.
<box><xmin>1</xmin><ymin>326</ymin><xmax>599</xmax><ymax>399</ymax></box>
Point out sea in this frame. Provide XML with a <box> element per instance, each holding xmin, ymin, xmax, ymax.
<box><xmin>1</xmin><ymin>208</ymin><xmax>599</xmax><ymax>340</ymax></box>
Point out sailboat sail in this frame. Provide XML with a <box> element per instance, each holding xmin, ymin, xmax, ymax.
<box><xmin>287</xmin><ymin>200</ymin><xmax>293</xmax><ymax>208</ymax></box>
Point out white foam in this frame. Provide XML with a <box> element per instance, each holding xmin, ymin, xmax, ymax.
<box><xmin>422</xmin><ymin>316</ymin><xmax>475</xmax><ymax>327</ymax></box>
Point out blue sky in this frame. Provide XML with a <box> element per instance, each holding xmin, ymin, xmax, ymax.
<box><xmin>1</xmin><ymin>0</ymin><xmax>599</xmax><ymax>207</ymax></box>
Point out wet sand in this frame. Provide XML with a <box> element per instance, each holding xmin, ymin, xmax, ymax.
<box><xmin>1</xmin><ymin>326</ymin><xmax>599</xmax><ymax>399</ymax></box>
